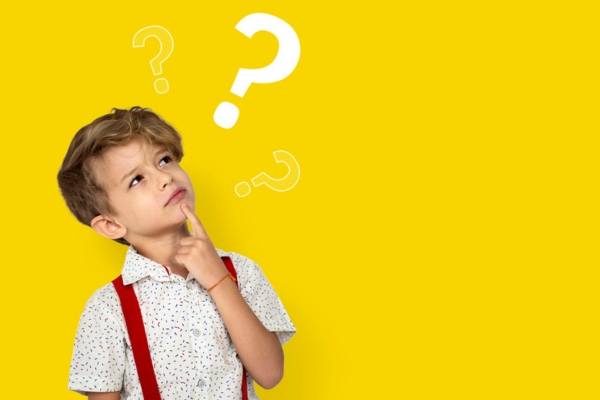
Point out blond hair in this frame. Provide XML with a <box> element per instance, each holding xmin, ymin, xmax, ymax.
<box><xmin>57</xmin><ymin>107</ymin><xmax>184</xmax><ymax>245</ymax></box>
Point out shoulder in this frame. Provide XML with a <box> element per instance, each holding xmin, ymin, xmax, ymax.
<box><xmin>78</xmin><ymin>281</ymin><xmax>125</xmax><ymax>328</ymax></box>
<box><xmin>216</xmin><ymin>250</ymin><xmax>297</xmax><ymax>343</ymax></box>
<box><xmin>215</xmin><ymin>249</ymin><xmax>282</xmax><ymax>302</ymax></box>
<box><xmin>87</xmin><ymin>281</ymin><xmax>120</xmax><ymax>307</ymax></box>
<box><xmin>215</xmin><ymin>249</ymin><xmax>264</xmax><ymax>286</ymax></box>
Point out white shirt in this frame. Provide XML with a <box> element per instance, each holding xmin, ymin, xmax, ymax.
<box><xmin>68</xmin><ymin>246</ymin><xmax>296</xmax><ymax>399</ymax></box>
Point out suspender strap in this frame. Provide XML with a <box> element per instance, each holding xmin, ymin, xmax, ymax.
<box><xmin>221</xmin><ymin>256</ymin><xmax>249</xmax><ymax>400</ymax></box>
<box><xmin>112</xmin><ymin>274</ymin><xmax>162</xmax><ymax>400</ymax></box>
<box><xmin>112</xmin><ymin>256</ymin><xmax>248</xmax><ymax>400</ymax></box>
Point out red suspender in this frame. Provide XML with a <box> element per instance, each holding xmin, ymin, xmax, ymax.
<box><xmin>112</xmin><ymin>274</ymin><xmax>162</xmax><ymax>400</ymax></box>
<box><xmin>112</xmin><ymin>256</ymin><xmax>248</xmax><ymax>400</ymax></box>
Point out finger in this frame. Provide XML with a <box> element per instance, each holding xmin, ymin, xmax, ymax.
<box><xmin>174</xmin><ymin>254</ymin><xmax>186</xmax><ymax>267</ymax></box>
<box><xmin>177</xmin><ymin>245</ymin><xmax>191</xmax><ymax>254</ymax></box>
<box><xmin>181</xmin><ymin>203</ymin><xmax>207</xmax><ymax>237</ymax></box>
<box><xmin>179</xmin><ymin>237</ymin><xmax>196</xmax><ymax>247</ymax></box>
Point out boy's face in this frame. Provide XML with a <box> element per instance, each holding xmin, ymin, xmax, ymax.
<box><xmin>91</xmin><ymin>137</ymin><xmax>195</xmax><ymax>242</ymax></box>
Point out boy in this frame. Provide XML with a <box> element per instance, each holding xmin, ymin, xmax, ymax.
<box><xmin>58</xmin><ymin>107</ymin><xmax>296</xmax><ymax>399</ymax></box>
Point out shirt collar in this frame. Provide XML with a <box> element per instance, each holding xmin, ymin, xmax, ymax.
<box><xmin>121</xmin><ymin>245</ymin><xmax>171</xmax><ymax>285</ymax></box>
<box><xmin>120</xmin><ymin>245</ymin><xmax>230</xmax><ymax>285</ymax></box>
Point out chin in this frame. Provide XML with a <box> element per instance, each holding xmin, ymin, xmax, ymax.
<box><xmin>176</xmin><ymin>211</ymin><xmax>188</xmax><ymax>223</ymax></box>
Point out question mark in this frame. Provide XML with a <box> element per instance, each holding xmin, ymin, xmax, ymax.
<box><xmin>214</xmin><ymin>13</ymin><xmax>301</xmax><ymax>129</ymax></box>
<box><xmin>235</xmin><ymin>150</ymin><xmax>300</xmax><ymax>197</ymax></box>
<box><xmin>133</xmin><ymin>26</ymin><xmax>174</xmax><ymax>94</ymax></box>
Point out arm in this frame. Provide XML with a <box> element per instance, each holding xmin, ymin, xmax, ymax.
<box><xmin>88</xmin><ymin>392</ymin><xmax>121</xmax><ymax>400</ymax></box>
<box><xmin>209</xmin><ymin>275</ymin><xmax>284</xmax><ymax>389</ymax></box>
<box><xmin>176</xmin><ymin>203</ymin><xmax>284</xmax><ymax>389</ymax></box>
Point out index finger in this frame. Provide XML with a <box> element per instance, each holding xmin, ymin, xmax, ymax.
<box><xmin>181</xmin><ymin>203</ymin><xmax>207</xmax><ymax>237</ymax></box>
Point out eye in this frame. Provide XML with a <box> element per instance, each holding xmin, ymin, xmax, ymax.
<box><xmin>159</xmin><ymin>155</ymin><xmax>172</xmax><ymax>167</ymax></box>
<box><xmin>130</xmin><ymin>175</ymin><xmax>144</xmax><ymax>187</ymax></box>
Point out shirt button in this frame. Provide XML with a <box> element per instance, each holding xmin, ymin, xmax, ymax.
<box><xmin>197</xmin><ymin>379</ymin><xmax>205</xmax><ymax>388</ymax></box>
<box><xmin>193</xmin><ymin>328</ymin><xmax>201</xmax><ymax>337</ymax></box>
<box><xmin>186</xmin><ymin>281</ymin><xmax>193</xmax><ymax>289</ymax></box>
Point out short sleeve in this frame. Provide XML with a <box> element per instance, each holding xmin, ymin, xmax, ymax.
<box><xmin>228</xmin><ymin>252</ymin><xmax>297</xmax><ymax>345</ymax></box>
<box><xmin>68</xmin><ymin>284</ymin><xmax>126</xmax><ymax>395</ymax></box>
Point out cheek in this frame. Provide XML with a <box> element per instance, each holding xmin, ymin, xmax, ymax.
<box><xmin>184</xmin><ymin>176</ymin><xmax>195</xmax><ymax>195</ymax></box>
<box><xmin>128</xmin><ymin>196</ymin><xmax>153</xmax><ymax>216</ymax></box>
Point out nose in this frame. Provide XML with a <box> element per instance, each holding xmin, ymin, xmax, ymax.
<box><xmin>157</xmin><ymin>169</ymin><xmax>173</xmax><ymax>189</ymax></box>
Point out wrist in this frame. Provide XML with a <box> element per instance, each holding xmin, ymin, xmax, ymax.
<box><xmin>187</xmin><ymin>257</ymin><xmax>229</xmax><ymax>288</ymax></box>
<box><xmin>206</xmin><ymin>272</ymin><xmax>236</xmax><ymax>293</ymax></box>
<box><xmin>205</xmin><ymin>274</ymin><xmax>238</xmax><ymax>299</ymax></box>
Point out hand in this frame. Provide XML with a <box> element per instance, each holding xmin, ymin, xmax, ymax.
<box><xmin>175</xmin><ymin>203</ymin><xmax>229</xmax><ymax>289</ymax></box>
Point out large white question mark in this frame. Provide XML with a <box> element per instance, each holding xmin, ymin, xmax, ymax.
<box><xmin>214</xmin><ymin>13</ymin><xmax>301</xmax><ymax>129</ymax></box>
<box><xmin>133</xmin><ymin>26</ymin><xmax>174</xmax><ymax>94</ymax></box>
<box><xmin>235</xmin><ymin>150</ymin><xmax>301</xmax><ymax>197</ymax></box>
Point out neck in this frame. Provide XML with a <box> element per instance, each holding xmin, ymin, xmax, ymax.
<box><xmin>128</xmin><ymin>223</ymin><xmax>192</xmax><ymax>278</ymax></box>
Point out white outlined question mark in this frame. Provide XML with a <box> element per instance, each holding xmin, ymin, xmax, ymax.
<box><xmin>235</xmin><ymin>150</ymin><xmax>300</xmax><ymax>197</ymax></box>
<box><xmin>214</xmin><ymin>13</ymin><xmax>301</xmax><ymax>129</ymax></box>
<box><xmin>133</xmin><ymin>26</ymin><xmax>174</xmax><ymax>94</ymax></box>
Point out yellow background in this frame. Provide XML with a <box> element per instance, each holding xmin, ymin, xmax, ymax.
<box><xmin>1</xmin><ymin>1</ymin><xmax>598</xmax><ymax>398</ymax></box>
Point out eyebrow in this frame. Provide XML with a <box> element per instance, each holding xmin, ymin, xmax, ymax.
<box><xmin>120</xmin><ymin>167</ymin><xmax>138</xmax><ymax>185</ymax></box>
<box><xmin>119</xmin><ymin>147</ymin><xmax>166</xmax><ymax>185</ymax></box>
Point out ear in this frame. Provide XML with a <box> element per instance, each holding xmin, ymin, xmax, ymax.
<box><xmin>91</xmin><ymin>214</ymin><xmax>128</xmax><ymax>240</ymax></box>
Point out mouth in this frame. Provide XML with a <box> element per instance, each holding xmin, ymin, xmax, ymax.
<box><xmin>165</xmin><ymin>188</ymin><xmax>186</xmax><ymax>206</ymax></box>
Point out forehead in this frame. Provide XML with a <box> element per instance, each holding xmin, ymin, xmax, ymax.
<box><xmin>103</xmin><ymin>137</ymin><xmax>150</xmax><ymax>161</ymax></box>
<box><xmin>90</xmin><ymin>138</ymin><xmax>163</xmax><ymax>187</ymax></box>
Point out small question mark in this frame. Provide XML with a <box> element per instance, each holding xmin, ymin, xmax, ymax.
<box><xmin>235</xmin><ymin>150</ymin><xmax>300</xmax><ymax>197</ymax></box>
<box><xmin>133</xmin><ymin>26</ymin><xmax>174</xmax><ymax>94</ymax></box>
<box><xmin>214</xmin><ymin>13</ymin><xmax>301</xmax><ymax>129</ymax></box>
